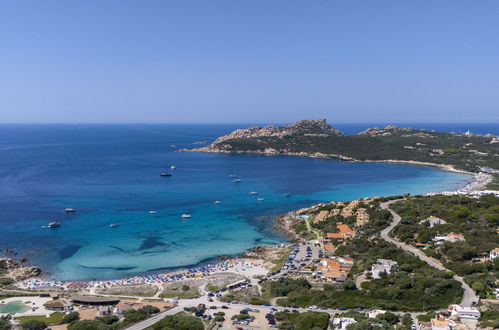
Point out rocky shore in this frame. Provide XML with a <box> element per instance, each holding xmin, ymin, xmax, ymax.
<box><xmin>0</xmin><ymin>257</ymin><xmax>41</xmax><ymax>282</ymax></box>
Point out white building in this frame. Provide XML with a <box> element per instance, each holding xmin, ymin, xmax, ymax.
<box><xmin>371</xmin><ymin>259</ymin><xmax>398</xmax><ymax>279</ymax></box>
<box><xmin>332</xmin><ymin>317</ymin><xmax>356</xmax><ymax>330</ymax></box>
<box><xmin>422</xmin><ymin>216</ymin><xmax>447</xmax><ymax>228</ymax></box>
<box><xmin>448</xmin><ymin>304</ymin><xmax>480</xmax><ymax>320</ymax></box>
<box><xmin>368</xmin><ymin>309</ymin><xmax>386</xmax><ymax>319</ymax></box>
<box><xmin>489</xmin><ymin>248</ymin><xmax>499</xmax><ymax>260</ymax></box>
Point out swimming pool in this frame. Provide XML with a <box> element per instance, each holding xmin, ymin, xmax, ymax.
<box><xmin>0</xmin><ymin>300</ymin><xmax>30</xmax><ymax>314</ymax></box>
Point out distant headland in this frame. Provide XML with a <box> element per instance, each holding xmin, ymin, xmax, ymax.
<box><xmin>193</xmin><ymin>119</ymin><xmax>499</xmax><ymax>189</ymax></box>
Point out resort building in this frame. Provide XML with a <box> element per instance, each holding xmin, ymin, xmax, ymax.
<box><xmin>433</xmin><ymin>232</ymin><xmax>465</xmax><ymax>244</ymax></box>
<box><xmin>315</xmin><ymin>257</ymin><xmax>354</xmax><ymax>282</ymax></box>
<box><xmin>355</xmin><ymin>208</ymin><xmax>370</xmax><ymax>226</ymax></box>
<box><xmin>323</xmin><ymin>224</ymin><xmax>357</xmax><ymax>244</ymax></box>
<box><xmin>340</xmin><ymin>200</ymin><xmax>360</xmax><ymax>217</ymax></box>
<box><xmin>489</xmin><ymin>247</ymin><xmax>499</xmax><ymax>260</ymax></box>
<box><xmin>315</xmin><ymin>210</ymin><xmax>330</xmax><ymax>222</ymax></box>
<box><xmin>447</xmin><ymin>304</ymin><xmax>481</xmax><ymax>319</ymax></box>
<box><xmin>422</xmin><ymin>216</ymin><xmax>447</xmax><ymax>228</ymax></box>
<box><xmin>371</xmin><ymin>259</ymin><xmax>398</xmax><ymax>279</ymax></box>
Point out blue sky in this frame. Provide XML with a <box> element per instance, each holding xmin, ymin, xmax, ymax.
<box><xmin>1</xmin><ymin>1</ymin><xmax>498</xmax><ymax>123</ymax></box>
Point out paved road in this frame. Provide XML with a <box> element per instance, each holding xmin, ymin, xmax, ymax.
<box><xmin>380</xmin><ymin>200</ymin><xmax>478</xmax><ymax>307</ymax></box>
<box><xmin>125</xmin><ymin>306</ymin><xmax>183</xmax><ymax>330</ymax></box>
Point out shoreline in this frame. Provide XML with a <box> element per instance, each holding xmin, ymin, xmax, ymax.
<box><xmin>191</xmin><ymin>147</ymin><xmax>492</xmax><ymax>192</ymax></box>
<box><xmin>6</xmin><ymin>152</ymin><xmax>492</xmax><ymax>288</ymax></box>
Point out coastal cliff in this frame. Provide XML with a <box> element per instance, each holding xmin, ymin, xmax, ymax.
<box><xmin>194</xmin><ymin>119</ymin><xmax>499</xmax><ymax>176</ymax></box>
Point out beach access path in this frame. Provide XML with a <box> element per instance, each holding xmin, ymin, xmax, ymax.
<box><xmin>380</xmin><ymin>200</ymin><xmax>478</xmax><ymax>307</ymax></box>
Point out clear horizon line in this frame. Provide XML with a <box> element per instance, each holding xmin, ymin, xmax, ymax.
<box><xmin>0</xmin><ymin>121</ymin><xmax>497</xmax><ymax>125</ymax></box>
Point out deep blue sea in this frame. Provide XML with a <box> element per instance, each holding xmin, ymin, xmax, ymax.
<box><xmin>1</xmin><ymin>123</ymin><xmax>494</xmax><ymax>281</ymax></box>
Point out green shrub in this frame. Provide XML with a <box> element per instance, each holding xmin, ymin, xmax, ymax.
<box><xmin>21</xmin><ymin>320</ymin><xmax>46</xmax><ymax>330</ymax></box>
<box><xmin>61</xmin><ymin>311</ymin><xmax>80</xmax><ymax>324</ymax></box>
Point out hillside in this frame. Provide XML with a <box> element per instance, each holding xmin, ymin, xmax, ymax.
<box><xmin>195</xmin><ymin>119</ymin><xmax>499</xmax><ymax>173</ymax></box>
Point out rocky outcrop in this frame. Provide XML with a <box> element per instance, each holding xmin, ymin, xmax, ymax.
<box><xmin>208</xmin><ymin>119</ymin><xmax>344</xmax><ymax>144</ymax></box>
<box><xmin>0</xmin><ymin>257</ymin><xmax>41</xmax><ymax>282</ymax></box>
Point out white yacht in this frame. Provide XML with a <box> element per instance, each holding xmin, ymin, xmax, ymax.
<box><xmin>181</xmin><ymin>214</ymin><xmax>191</xmax><ymax>219</ymax></box>
<box><xmin>48</xmin><ymin>222</ymin><xmax>61</xmax><ymax>228</ymax></box>
<box><xmin>249</xmin><ymin>191</ymin><xmax>258</xmax><ymax>195</ymax></box>
<box><xmin>65</xmin><ymin>208</ymin><xmax>76</xmax><ymax>213</ymax></box>
<box><xmin>233</xmin><ymin>178</ymin><xmax>242</xmax><ymax>183</ymax></box>
<box><xmin>109</xmin><ymin>224</ymin><xmax>118</xmax><ymax>228</ymax></box>
<box><xmin>149</xmin><ymin>210</ymin><xmax>157</xmax><ymax>214</ymax></box>
<box><xmin>214</xmin><ymin>201</ymin><xmax>222</xmax><ymax>204</ymax></box>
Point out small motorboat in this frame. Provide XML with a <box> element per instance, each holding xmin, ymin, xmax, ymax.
<box><xmin>249</xmin><ymin>191</ymin><xmax>258</xmax><ymax>195</ymax></box>
<box><xmin>181</xmin><ymin>214</ymin><xmax>191</xmax><ymax>219</ymax></box>
<box><xmin>65</xmin><ymin>208</ymin><xmax>76</xmax><ymax>213</ymax></box>
<box><xmin>284</xmin><ymin>193</ymin><xmax>291</xmax><ymax>197</ymax></box>
<box><xmin>48</xmin><ymin>222</ymin><xmax>61</xmax><ymax>228</ymax></box>
<box><xmin>233</xmin><ymin>178</ymin><xmax>242</xmax><ymax>183</ymax></box>
<box><xmin>257</xmin><ymin>197</ymin><xmax>265</xmax><ymax>201</ymax></box>
<box><xmin>149</xmin><ymin>210</ymin><xmax>157</xmax><ymax>214</ymax></box>
<box><xmin>109</xmin><ymin>224</ymin><xmax>118</xmax><ymax>228</ymax></box>
<box><xmin>170</xmin><ymin>165</ymin><xmax>177</xmax><ymax>170</ymax></box>
<box><xmin>214</xmin><ymin>201</ymin><xmax>222</xmax><ymax>204</ymax></box>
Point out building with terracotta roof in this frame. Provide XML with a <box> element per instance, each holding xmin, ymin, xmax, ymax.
<box><xmin>315</xmin><ymin>257</ymin><xmax>354</xmax><ymax>282</ymax></box>
<box><xmin>323</xmin><ymin>224</ymin><xmax>357</xmax><ymax>244</ymax></box>
<box><xmin>434</xmin><ymin>232</ymin><xmax>465</xmax><ymax>244</ymax></box>
<box><xmin>429</xmin><ymin>316</ymin><xmax>470</xmax><ymax>329</ymax></box>
<box><xmin>323</xmin><ymin>243</ymin><xmax>336</xmax><ymax>255</ymax></box>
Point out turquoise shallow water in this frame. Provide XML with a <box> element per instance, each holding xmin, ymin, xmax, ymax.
<box><xmin>0</xmin><ymin>301</ymin><xmax>30</xmax><ymax>314</ymax></box>
<box><xmin>0</xmin><ymin>124</ymin><xmax>471</xmax><ymax>281</ymax></box>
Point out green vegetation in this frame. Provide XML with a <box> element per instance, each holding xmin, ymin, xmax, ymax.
<box><xmin>270</xmin><ymin>238</ymin><xmax>461</xmax><ymax>311</ymax></box>
<box><xmin>95</xmin><ymin>315</ymin><xmax>119</xmax><ymax>325</ymax></box>
<box><xmin>274</xmin><ymin>311</ymin><xmax>330</xmax><ymax>330</ymax></box>
<box><xmin>145</xmin><ymin>312</ymin><xmax>203</xmax><ymax>330</ymax></box>
<box><xmin>479</xmin><ymin>310</ymin><xmax>499</xmax><ymax>329</ymax></box>
<box><xmin>391</xmin><ymin>195</ymin><xmax>499</xmax><ymax>297</ymax></box>
<box><xmin>160</xmin><ymin>285</ymin><xmax>200</xmax><ymax>299</ymax></box>
<box><xmin>208</xmin><ymin>123</ymin><xmax>499</xmax><ymax>172</ymax></box>
<box><xmin>17</xmin><ymin>312</ymin><xmax>64</xmax><ymax>326</ymax></box>
<box><xmin>61</xmin><ymin>311</ymin><xmax>80</xmax><ymax>324</ymax></box>
<box><xmin>0</xmin><ymin>316</ymin><xmax>11</xmax><ymax>330</ymax></box>
<box><xmin>20</xmin><ymin>319</ymin><xmax>46</xmax><ymax>330</ymax></box>
<box><xmin>0</xmin><ymin>278</ymin><xmax>13</xmax><ymax>287</ymax></box>
<box><xmin>220</xmin><ymin>286</ymin><xmax>270</xmax><ymax>304</ymax></box>
<box><xmin>68</xmin><ymin>320</ymin><xmax>110</xmax><ymax>330</ymax></box>
<box><xmin>486</xmin><ymin>173</ymin><xmax>499</xmax><ymax>190</ymax></box>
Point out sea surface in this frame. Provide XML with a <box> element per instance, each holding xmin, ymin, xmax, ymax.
<box><xmin>0</xmin><ymin>123</ymin><xmax>489</xmax><ymax>281</ymax></box>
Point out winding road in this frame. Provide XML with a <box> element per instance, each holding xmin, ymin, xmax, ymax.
<box><xmin>380</xmin><ymin>200</ymin><xmax>477</xmax><ymax>307</ymax></box>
